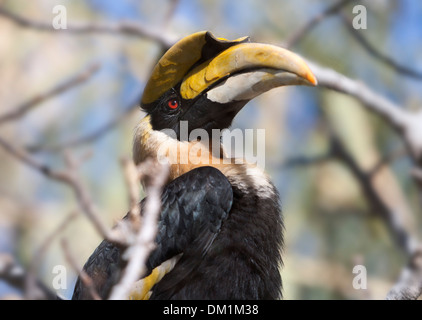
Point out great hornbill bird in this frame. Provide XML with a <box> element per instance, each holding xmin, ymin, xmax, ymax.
<box><xmin>72</xmin><ymin>31</ymin><xmax>317</xmax><ymax>300</ymax></box>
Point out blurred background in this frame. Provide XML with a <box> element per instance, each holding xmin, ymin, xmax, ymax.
<box><xmin>0</xmin><ymin>0</ymin><xmax>421</xmax><ymax>299</ymax></box>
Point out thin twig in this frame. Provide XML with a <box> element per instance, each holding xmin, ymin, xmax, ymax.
<box><xmin>25</xmin><ymin>211</ymin><xmax>78</xmax><ymax>299</ymax></box>
<box><xmin>61</xmin><ymin>239</ymin><xmax>101</xmax><ymax>300</ymax></box>
<box><xmin>329</xmin><ymin>133</ymin><xmax>418</xmax><ymax>255</ymax></box>
<box><xmin>386</xmin><ymin>247</ymin><xmax>422</xmax><ymax>300</ymax></box>
<box><xmin>282</xmin><ymin>151</ymin><xmax>332</xmax><ymax>168</ymax></box>
<box><xmin>121</xmin><ymin>157</ymin><xmax>141</xmax><ymax>227</ymax></box>
<box><xmin>0</xmin><ymin>136</ymin><xmax>124</xmax><ymax>246</ymax></box>
<box><xmin>284</xmin><ymin>0</ymin><xmax>357</xmax><ymax>48</ymax></box>
<box><xmin>26</xmin><ymin>95</ymin><xmax>141</xmax><ymax>153</ymax></box>
<box><xmin>341</xmin><ymin>13</ymin><xmax>422</xmax><ymax>81</ymax></box>
<box><xmin>109</xmin><ymin>159</ymin><xmax>169</xmax><ymax>300</ymax></box>
<box><xmin>0</xmin><ymin>253</ymin><xmax>58</xmax><ymax>299</ymax></box>
<box><xmin>369</xmin><ymin>147</ymin><xmax>408</xmax><ymax>177</ymax></box>
<box><xmin>284</xmin><ymin>128</ymin><xmax>418</xmax><ymax>257</ymax></box>
<box><xmin>0</xmin><ymin>64</ymin><xmax>99</xmax><ymax>125</ymax></box>
<box><xmin>285</xmin><ymin>129</ymin><xmax>422</xmax><ymax>300</ymax></box>
<box><xmin>308</xmin><ymin>61</ymin><xmax>422</xmax><ymax>164</ymax></box>
<box><xmin>309</xmin><ymin>61</ymin><xmax>409</xmax><ymax>130</ymax></box>
<box><xmin>0</xmin><ymin>6</ymin><xmax>176</xmax><ymax>50</ymax></box>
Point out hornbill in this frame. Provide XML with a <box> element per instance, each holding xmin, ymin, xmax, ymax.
<box><xmin>72</xmin><ymin>31</ymin><xmax>317</xmax><ymax>300</ymax></box>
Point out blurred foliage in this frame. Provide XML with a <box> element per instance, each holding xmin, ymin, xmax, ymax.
<box><xmin>0</xmin><ymin>0</ymin><xmax>421</xmax><ymax>299</ymax></box>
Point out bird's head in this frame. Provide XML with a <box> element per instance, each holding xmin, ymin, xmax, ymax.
<box><xmin>140</xmin><ymin>31</ymin><xmax>317</xmax><ymax>140</ymax></box>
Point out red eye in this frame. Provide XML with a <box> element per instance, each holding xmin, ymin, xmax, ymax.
<box><xmin>168</xmin><ymin>99</ymin><xmax>179</xmax><ymax>109</ymax></box>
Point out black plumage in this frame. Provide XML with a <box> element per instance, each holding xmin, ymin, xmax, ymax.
<box><xmin>72</xmin><ymin>166</ymin><xmax>235</xmax><ymax>300</ymax></box>
<box><xmin>151</xmin><ymin>180</ymin><xmax>283</xmax><ymax>299</ymax></box>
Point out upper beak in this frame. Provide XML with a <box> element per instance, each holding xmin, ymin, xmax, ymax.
<box><xmin>180</xmin><ymin>42</ymin><xmax>317</xmax><ymax>101</ymax></box>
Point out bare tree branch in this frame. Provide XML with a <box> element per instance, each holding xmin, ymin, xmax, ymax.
<box><xmin>329</xmin><ymin>134</ymin><xmax>418</xmax><ymax>255</ymax></box>
<box><xmin>25</xmin><ymin>211</ymin><xmax>78</xmax><ymax>299</ymax></box>
<box><xmin>0</xmin><ymin>6</ymin><xmax>176</xmax><ymax>49</ymax></box>
<box><xmin>308</xmin><ymin>61</ymin><xmax>422</xmax><ymax>164</ymax></box>
<box><xmin>368</xmin><ymin>147</ymin><xmax>408</xmax><ymax>177</ymax></box>
<box><xmin>282</xmin><ymin>152</ymin><xmax>332</xmax><ymax>168</ymax></box>
<box><xmin>285</xmin><ymin>125</ymin><xmax>422</xmax><ymax>300</ymax></box>
<box><xmin>61</xmin><ymin>239</ymin><xmax>101</xmax><ymax>300</ymax></box>
<box><xmin>0</xmin><ymin>137</ymin><xmax>124</xmax><ymax>246</ymax></box>
<box><xmin>287</xmin><ymin>131</ymin><xmax>418</xmax><ymax>256</ymax></box>
<box><xmin>309</xmin><ymin>61</ymin><xmax>409</xmax><ymax>130</ymax></box>
<box><xmin>386</xmin><ymin>247</ymin><xmax>422</xmax><ymax>300</ymax></box>
<box><xmin>303</xmin><ymin>30</ymin><xmax>422</xmax><ymax>300</ymax></box>
<box><xmin>26</xmin><ymin>94</ymin><xmax>141</xmax><ymax>153</ymax></box>
<box><xmin>0</xmin><ymin>253</ymin><xmax>58</xmax><ymax>300</ymax></box>
<box><xmin>340</xmin><ymin>13</ymin><xmax>422</xmax><ymax>81</ymax></box>
<box><xmin>0</xmin><ymin>64</ymin><xmax>99</xmax><ymax>125</ymax></box>
<box><xmin>285</xmin><ymin>129</ymin><xmax>422</xmax><ymax>300</ymax></box>
<box><xmin>5</xmin><ymin>3</ymin><xmax>421</xmax><ymax>165</ymax></box>
<box><xmin>109</xmin><ymin>159</ymin><xmax>169</xmax><ymax>300</ymax></box>
<box><xmin>121</xmin><ymin>157</ymin><xmax>142</xmax><ymax>227</ymax></box>
<box><xmin>0</xmin><ymin>143</ymin><xmax>169</xmax><ymax>300</ymax></box>
<box><xmin>283</xmin><ymin>0</ymin><xmax>357</xmax><ymax>49</ymax></box>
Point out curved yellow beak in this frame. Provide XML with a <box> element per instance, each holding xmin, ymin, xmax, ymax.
<box><xmin>180</xmin><ymin>42</ymin><xmax>317</xmax><ymax>101</ymax></box>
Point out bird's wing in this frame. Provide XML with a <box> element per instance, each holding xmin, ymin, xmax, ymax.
<box><xmin>72</xmin><ymin>166</ymin><xmax>233</xmax><ymax>300</ymax></box>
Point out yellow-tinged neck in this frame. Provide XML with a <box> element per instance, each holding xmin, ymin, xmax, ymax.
<box><xmin>133</xmin><ymin>115</ymin><xmax>230</xmax><ymax>181</ymax></box>
<box><xmin>133</xmin><ymin>115</ymin><xmax>274</xmax><ymax>197</ymax></box>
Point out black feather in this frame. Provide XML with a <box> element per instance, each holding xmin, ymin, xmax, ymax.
<box><xmin>72</xmin><ymin>166</ymin><xmax>233</xmax><ymax>300</ymax></box>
